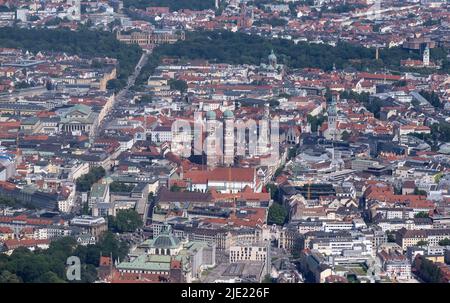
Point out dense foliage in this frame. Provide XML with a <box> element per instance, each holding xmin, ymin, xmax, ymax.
<box><xmin>268</xmin><ymin>202</ymin><xmax>287</xmax><ymax>225</ymax></box>
<box><xmin>416</xmin><ymin>240</ymin><xmax>429</xmax><ymax>246</ymax></box>
<box><xmin>109</xmin><ymin>181</ymin><xmax>135</xmax><ymax>193</ymax></box>
<box><xmin>106</xmin><ymin>78</ymin><xmax>127</xmax><ymax>93</ymax></box>
<box><xmin>0</xmin><ymin>233</ymin><xmax>128</xmax><ymax>283</ymax></box>
<box><xmin>439</xmin><ymin>238</ymin><xmax>450</xmax><ymax>246</ymax></box>
<box><xmin>15</xmin><ymin>81</ymin><xmax>32</xmax><ymax>89</ymax></box>
<box><xmin>0</xmin><ymin>5</ymin><xmax>13</xmax><ymax>12</ymax></box>
<box><xmin>341</xmin><ymin>130</ymin><xmax>351</xmax><ymax>141</ymax></box>
<box><xmin>411</xmin><ymin>122</ymin><xmax>450</xmax><ymax>146</ymax></box>
<box><xmin>420</xmin><ymin>90</ymin><xmax>442</xmax><ymax>108</ymax></box>
<box><xmin>265</xmin><ymin>183</ymin><xmax>279</xmax><ymax>201</ymax></box>
<box><xmin>413</xmin><ymin>188</ymin><xmax>427</xmax><ymax>196</ymax></box>
<box><xmin>76</xmin><ymin>167</ymin><xmax>106</xmax><ymax>192</ymax></box>
<box><xmin>340</xmin><ymin>90</ymin><xmax>385</xmax><ymax>118</ymax></box>
<box><xmin>153</xmin><ymin>31</ymin><xmax>375</xmax><ymax>70</ymax></box>
<box><xmin>307</xmin><ymin>114</ymin><xmax>326</xmax><ymax>132</ymax></box>
<box><xmin>170</xmin><ymin>184</ymin><xmax>182</xmax><ymax>192</ymax></box>
<box><xmin>123</xmin><ymin>0</ymin><xmax>215</xmax><ymax>11</ymax></box>
<box><xmin>414</xmin><ymin>256</ymin><xmax>443</xmax><ymax>283</ymax></box>
<box><xmin>429</xmin><ymin>122</ymin><xmax>450</xmax><ymax>143</ymax></box>
<box><xmin>137</xmin><ymin>30</ymin><xmax>448</xmax><ymax>87</ymax></box>
<box><xmin>0</xmin><ymin>27</ymin><xmax>142</xmax><ymax>90</ymax></box>
<box><xmin>137</xmin><ymin>94</ymin><xmax>153</xmax><ymax>104</ymax></box>
<box><xmin>414</xmin><ymin>211</ymin><xmax>429</xmax><ymax>218</ymax></box>
<box><xmin>0</xmin><ymin>195</ymin><xmax>37</xmax><ymax>209</ymax></box>
<box><xmin>0</xmin><ymin>196</ymin><xmax>21</xmax><ymax>208</ymax></box>
<box><xmin>169</xmin><ymin>79</ymin><xmax>188</xmax><ymax>93</ymax></box>
<box><xmin>147</xmin><ymin>31</ymin><xmax>447</xmax><ymax>72</ymax></box>
<box><xmin>135</xmin><ymin>51</ymin><xmax>162</xmax><ymax>86</ymax></box>
<box><xmin>108</xmin><ymin>209</ymin><xmax>143</xmax><ymax>233</ymax></box>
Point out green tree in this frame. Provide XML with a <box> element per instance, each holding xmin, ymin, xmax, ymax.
<box><xmin>269</xmin><ymin>99</ymin><xmax>280</xmax><ymax>107</ymax></box>
<box><xmin>262</xmin><ymin>274</ymin><xmax>273</xmax><ymax>283</ymax></box>
<box><xmin>96</xmin><ymin>232</ymin><xmax>129</xmax><ymax>261</ymax></box>
<box><xmin>0</xmin><ymin>5</ymin><xmax>13</xmax><ymax>12</ymax></box>
<box><xmin>79</xmin><ymin>264</ymin><xmax>98</xmax><ymax>283</ymax></box>
<box><xmin>169</xmin><ymin>79</ymin><xmax>188</xmax><ymax>93</ymax></box>
<box><xmin>107</xmin><ymin>79</ymin><xmax>126</xmax><ymax>93</ymax></box>
<box><xmin>342</xmin><ymin>91</ymin><xmax>385</xmax><ymax>118</ymax></box>
<box><xmin>420</xmin><ymin>90</ymin><xmax>442</xmax><ymax>108</ymax></box>
<box><xmin>386</xmin><ymin>231</ymin><xmax>396</xmax><ymax>243</ymax></box>
<box><xmin>288</xmin><ymin>146</ymin><xmax>298</xmax><ymax>160</ymax></box>
<box><xmin>0</xmin><ymin>27</ymin><xmax>142</xmax><ymax>92</ymax></box>
<box><xmin>434</xmin><ymin>172</ymin><xmax>444</xmax><ymax>183</ymax></box>
<box><xmin>414</xmin><ymin>211</ymin><xmax>429</xmax><ymax>218</ymax></box>
<box><xmin>0</xmin><ymin>270</ymin><xmax>20</xmax><ymax>283</ymax></box>
<box><xmin>268</xmin><ymin>203</ymin><xmax>287</xmax><ymax>225</ymax></box>
<box><xmin>439</xmin><ymin>238</ymin><xmax>450</xmax><ymax>246</ymax></box>
<box><xmin>38</xmin><ymin>271</ymin><xmax>66</xmax><ymax>283</ymax></box>
<box><xmin>109</xmin><ymin>209</ymin><xmax>143</xmax><ymax>233</ymax></box>
<box><xmin>0</xmin><ymin>196</ymin><xmax>21</xmax><ymax>207</ymax></box>
<box><xmin>393</xmin><ymin>80</ymin><xmax>407</xmax><ymax>87</ymax></box>
<box><xmin>414</xmin><ymin>256</ymin><xmax>442</xmax><ymax>283</ymax></box>
<box><xmin>273</xmin><ymin>166</ymin><xmax>284</xmax><ymax>178</ymax></box>
<box><xmin>372</xmin><ymin>24</ymin><xmax>381</xmax><ymax>32</ymax></box>
<box><xmin>292</xmin><ymin>236</ymin><xmax>304</xmax><ymax>259</ymax></box>
<box><xmin>74</xmin><ymin>232</ymin><xmax>129</xmax><ymax>266</ymax></box>
<box><xmin>265</xmin><ymin>183</ymin><xmax>279</xmax><ymax>201</ymax></box>
<box><xmin>325</xmin><ymin>88</ymin><xmax>333</xmax><ymax>102</ymax></box>
<box><xmin>413</xmin><ymin>188</ymin><xmax>427</xmax><ymax>196</ymax></box>
<box><xmin>45</xmin><ymin>17</ymin><xmax>63</xmax><ymax>27</ymax></box>
<box><xmin>81</xmin><ymin>202</ymin><xmax>90</xmax><ymax>215</ymax></box>
<box><xmin>137</xmin><ymin>29</ymin><xmax>445</xmax><ymax>78</ymax></box>
<box><xmin>263</xmin><ymin>18</ymin><xmax>288</xmax><ymax>27</ymax></box>
<box><xmin>341</xmin><ymin>130</ymin><xmax>351</xmax><ymax>141</ymax></box>
<box><xmin>91</xmin><ymin>60</ymin><xmax>107</xmax><ymax>69</ymax></box>
<box><xmin>0</xmin><ymin>235</ymin><xmax>129</xmax><ymax>283</ymax></box>
<box><xmin>138</xmin><ymin>94</ymin><xmax>153</xmax><ymax>104</ymax></box>
<box><xmin>170</xmin><ymin>184</ymin><xmax>182</xmax><ymax>192</ymax></box>
<box><xmin>431</xmin><ymin>121</ymin><xmax>450</xmax><ymax>142</ymax></box>
<box><xmin>109</xmin><ymin>181</ymin><xmax>135</xmax><ymax>192</ymax></box>
<box><xmin>307</xmin><ymin>114</ymin><xmax>325</xmax><ymax>132</ymax></box>
<box><xmin>76</xmin><ymin>167</ymin><xmax>106</xmax><ymax>192</ymax></box>
<box><xmin>417</xmin><ymin>240</ymin><xmax>429</xmax><ymax>247</ymax></box>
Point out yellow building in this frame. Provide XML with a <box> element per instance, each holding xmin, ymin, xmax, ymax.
<box><xmin>116</xmin><ymin>30</ymin><xmax>185</xmax><ymax>48</ymax></box>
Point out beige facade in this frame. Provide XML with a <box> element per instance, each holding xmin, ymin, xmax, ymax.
<box><xmin>116</xmin><ymin>30</ymin><xmax>185</xmax><ymax>47</ymax></box>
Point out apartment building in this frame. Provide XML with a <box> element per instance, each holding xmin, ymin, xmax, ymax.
<box><xmin>396</xmin><ymin>228</ymin><xmax>450</xmax><ymax>250</ymax></box>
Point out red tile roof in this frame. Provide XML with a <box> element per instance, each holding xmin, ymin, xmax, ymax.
<box><xmin>2</xmin><ymin>238</ymin><xmax>50</xmax><ymax>249</ymax></box>
<box><xmin>0</xmin><ymin>226</ymin><xmax>13</xmax><ymax>234</ymax></box>
<box><xmin>184</xmin><ymin>167</ymin><xmax>255</xmax><ymax>184</ymax></box>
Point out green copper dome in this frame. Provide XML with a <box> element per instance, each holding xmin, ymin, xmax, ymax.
<box><xmin>151</xmin><ymin>226</ymin><xmax>181</xmax><ymax>249</ymax></box>
<box><xmin>206</xmin><ymin>110</ymin><xmax>216</xmax><ymax>120</ymax></box>
<box><xmin>223</xmin><ymin>109</ymin><xmax>234</xmax><ymax>119</ymax></box>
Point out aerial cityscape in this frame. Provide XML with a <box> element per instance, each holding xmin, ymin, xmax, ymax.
<box><xmin>0</xmin><ymin>0</ymin><xmax>450</xmax><ymax>284</ymax></box>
